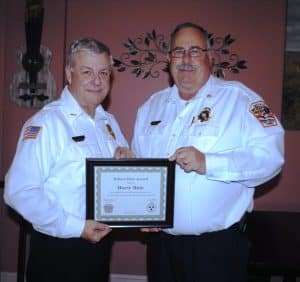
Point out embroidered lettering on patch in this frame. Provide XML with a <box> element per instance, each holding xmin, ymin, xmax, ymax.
<box><xmin>23</xmin><ymin>126</ymin><xmax>42</xmax><ymax>140</ymax></box>
<box><xmin>249</xmin><ymin>101</ymin><xmax>277</xmax><ymax>127</ymax></box>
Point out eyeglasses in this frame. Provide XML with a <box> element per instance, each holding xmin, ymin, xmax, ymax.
<box><xmin>170</xmin><ymin>47</ymin><xmax>208</xmax><ymax>58</ymax></box>
<box><xmin>72</xmin><ymin>67</ymin><xmax>112</xmax><ymax>81</ymax></box>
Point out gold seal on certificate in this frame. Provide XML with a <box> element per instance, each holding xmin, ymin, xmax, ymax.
<box><xmin>86</xmin><ymin>158</ymin><xmax>175</xmax><ymax>228</ymax></box>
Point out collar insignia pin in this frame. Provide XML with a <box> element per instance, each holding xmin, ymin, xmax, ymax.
<box><xmin>105</xmin><ymin>124</ymin><xmax>116</xmax><ymax>140</ymax></box>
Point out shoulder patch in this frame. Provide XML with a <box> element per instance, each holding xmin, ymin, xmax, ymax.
<box><xmin>22</xmin><ymin>126</ymin><xmax>42</xmax><ymax>141</ymax></box>
<box><xmin>249</xmin><ymin>101</ymin><xmax>277</xmax><ymax>127</ymax></box>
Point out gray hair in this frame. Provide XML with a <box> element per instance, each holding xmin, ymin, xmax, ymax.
<box><xmin>66</xmin><ymin>37</ymin><xmax>112</xmax><ymax>67</ymax></box>
<box><xmin>169</xmin><ymin>22</ymin><xmax>211</xmax><ymax>51</ymax></box>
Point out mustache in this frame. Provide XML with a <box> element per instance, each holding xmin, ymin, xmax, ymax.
<box><xmin>176</xmin><ymin>64</ymin><xmax>199</xmax><ymax>71</ymax></box>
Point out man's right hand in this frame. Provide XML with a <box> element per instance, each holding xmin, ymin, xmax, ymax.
<box><xmin>81</xmin><ymin>220</ymin><xmax>112</xmax><ymax>243</ymax></box>
<box><xmin>114</xmin><ymin>146</ymin><xmax>135</xmax><ymax>159</ymax></box>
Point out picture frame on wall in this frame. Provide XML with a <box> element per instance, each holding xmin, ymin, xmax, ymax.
<box><xmin>282</xmin><ymin>0</ymin><xmax>300</xmax><ymax>130</ymax></box>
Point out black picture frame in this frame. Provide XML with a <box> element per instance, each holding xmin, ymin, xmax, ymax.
<box><xmin>86</xmin><ymin>158</ymin><xmax>175</xmax><ymax>228</ymax></box>
<box><xmin>282</xmin><ymin>0</ymin><xmax>300</xmax><ymax>130</ymax></box>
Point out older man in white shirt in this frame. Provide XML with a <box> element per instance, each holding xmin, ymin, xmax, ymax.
<box><xmin>132</xmin><ymin>22</ymin><xmax>284</xmax><ymax>282</ymax></box>
<box><xmin>5</xmin><ymin>38</ymin><xmax>133</xmax><ymax>282</ymax></box>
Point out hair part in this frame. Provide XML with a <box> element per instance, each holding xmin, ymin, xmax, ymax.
<box><xmin>169</xmin><ymin>22</ymin><xmax>210</xmax><ymax>51</ymax></box>
<box><xmin>66</xmin><ymin>37</ymin><xmax>112</xmax><ymax>67</ymax></box>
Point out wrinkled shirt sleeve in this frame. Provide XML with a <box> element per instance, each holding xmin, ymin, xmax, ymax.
<box><xmin>205</xmin><ymin>108</ymin><xmax>284</xmax><ymax>187</ymax></box>
<box><xmin>4</xmin><ymin>118</ymin><xmax>85</xmax><ymax>238</ymax></box>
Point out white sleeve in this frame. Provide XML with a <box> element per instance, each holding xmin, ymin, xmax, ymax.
<box><xmin>4</xmin><ymin>117</ymin><xmax>85</xmax><ymax>238</ymax></box>
<box><xmin>205</xmin><ymin>108</ymin><xmax>284</xmax><ymax>187</ymax></box>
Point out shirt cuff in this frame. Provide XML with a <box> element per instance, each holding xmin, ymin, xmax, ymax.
<box><xmin>62</xmin><ymin>215</ymin><xmax>85</xmax><ymax>238</ymax></box>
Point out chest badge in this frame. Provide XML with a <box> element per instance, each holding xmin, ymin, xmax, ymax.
<box><xmin>105</xmin><ymin>124</ymin><xmax>116</xmax><ymax>140</ymax></box>
<box><xmin>198</xmin><ymin>107</ymin><xmax>211</xmax><ymax>122</ymax></box>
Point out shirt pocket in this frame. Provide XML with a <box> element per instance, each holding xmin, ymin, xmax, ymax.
<box><xmin>65</xmin><ymin>141</ymin><xmax>102</xmax><ymax>162</ymax></box>
<box><xmin>137</xmin><ymin>123</ymin><xmax>172</xmax><ymax>157</ymax></box>
<box><xmin>51</xmin><ymin>142</ymin><xmax>91</xmax><ymax>183</ymax></box>
<box><xmin>187</xmin><ymin>123</ymin><xmax>220</xmax><ymax>152</ymax></box>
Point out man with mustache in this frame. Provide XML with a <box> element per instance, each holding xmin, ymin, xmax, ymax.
<box><xmin>132</xmin><ymin>22</ymin><xmax>284</xmax><ymax>282</ymax></box>
<box><xmin>4</xmin><ymin>38</ymin><xmax>133</xmax><ymax>282</ymax></box>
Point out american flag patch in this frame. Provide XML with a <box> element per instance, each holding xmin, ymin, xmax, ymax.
<box><xmin>23</xmin><ymin>126</ymin><xmax>42</xmax><ymax>140</ymax></box>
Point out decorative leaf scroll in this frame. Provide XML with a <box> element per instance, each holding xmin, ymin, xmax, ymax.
<box><xmin>208</xmin><ymin>33</ymin><xmax>247</xmax><ymax>78</ymax></box>
<box><xmin>113</xmin><ymin>30</ymin><xmax>169</xmax><ymax>79</ymax></box>
<box><xmin>113</xmin><ymin>29</ymin><xmax>247</xmax><ymax>79</ymax></box>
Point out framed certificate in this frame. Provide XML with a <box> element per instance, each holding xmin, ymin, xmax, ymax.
<box><xmin>86</xmin><ymin>158</ymin><xmax>175</xmax><ymax>228</ymax></box>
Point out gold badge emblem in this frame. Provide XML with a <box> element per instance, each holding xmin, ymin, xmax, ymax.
<box><xmin>198</xmin><ymin>107</ymin><xmax>211</xmax><ymax>122</ymax></box>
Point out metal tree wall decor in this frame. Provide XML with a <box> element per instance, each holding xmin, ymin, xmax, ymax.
<box><xmin>114</xmin><ymin>30</ymin><xmax>169</xmax><ymax>79</ymax></box>
<box><xmin>113</xmin><ymin>29</ymin><xmax>247</xmax><ymax>79</ymax></box>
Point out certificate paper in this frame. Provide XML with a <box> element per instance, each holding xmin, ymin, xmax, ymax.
<box><xmin>86</xmin><ymin>158</ymin><xmax>175</xmax><ymax>228</ymax></box>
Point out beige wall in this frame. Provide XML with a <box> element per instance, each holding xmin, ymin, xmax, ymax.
<box><xmin>1</xmin><ymin>0</ymin><xmax>298</xmax><ymax>275</ymax></box>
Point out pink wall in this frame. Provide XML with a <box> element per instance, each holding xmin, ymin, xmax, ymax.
<box><xmin>0</xmin><ymin>0</ymin><xmax>5</xmax><ymax>175</ymax></box>
<box><xmin>1</xmin><ymin>0</ymin><xmax>298</xmax><ymax>275</ymax></box>
<box><xmin>65</xmin><ymin>0</ymin><xmax>294</xmax><ymax>213</ymax></box>
<box><xmin>0</xmin><ymin>0</ymin><xmax>6</xmax><ymax>274</ymax></box>
<box><xmin>0</xmin><ymin>0</ymin><xmax>67</xmax><ymax>272</ymax></box>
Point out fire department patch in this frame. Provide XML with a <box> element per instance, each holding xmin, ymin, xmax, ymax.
<box><xmin>249</xmin><ymin>101</ymin><xmax>277</xmax><ymax>127</ymax></box>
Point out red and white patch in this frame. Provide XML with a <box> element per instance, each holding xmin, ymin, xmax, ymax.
<box><xmin>22</xmin><ymin>126</ymin><xmax>42</xmax><ymax>140</ymax></box>
<box><xmin>249</xmin><ymin>101</ymin><xmax>277</xmax><ymax>127</ymax></box>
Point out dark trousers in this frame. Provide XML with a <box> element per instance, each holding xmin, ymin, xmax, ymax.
<box><xmin>147</xmin><ymin>228</ymin><xmax>249</xmax><ymax>282</ymax></box>
<box><xmin>26</xmin><ymin>230</ymin><xmax>112</xmax><ymax>282</ymax></box>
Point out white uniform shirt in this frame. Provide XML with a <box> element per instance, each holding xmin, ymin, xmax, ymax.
<box><xmin>132</xmin><ymin>75</ymin><xmax>284</xmax><ymax>235</ymax></box>
<box><xmin>4</xmin><ymin>86</ymin><xmax>128</xmax><ymax>238</ymax></box>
